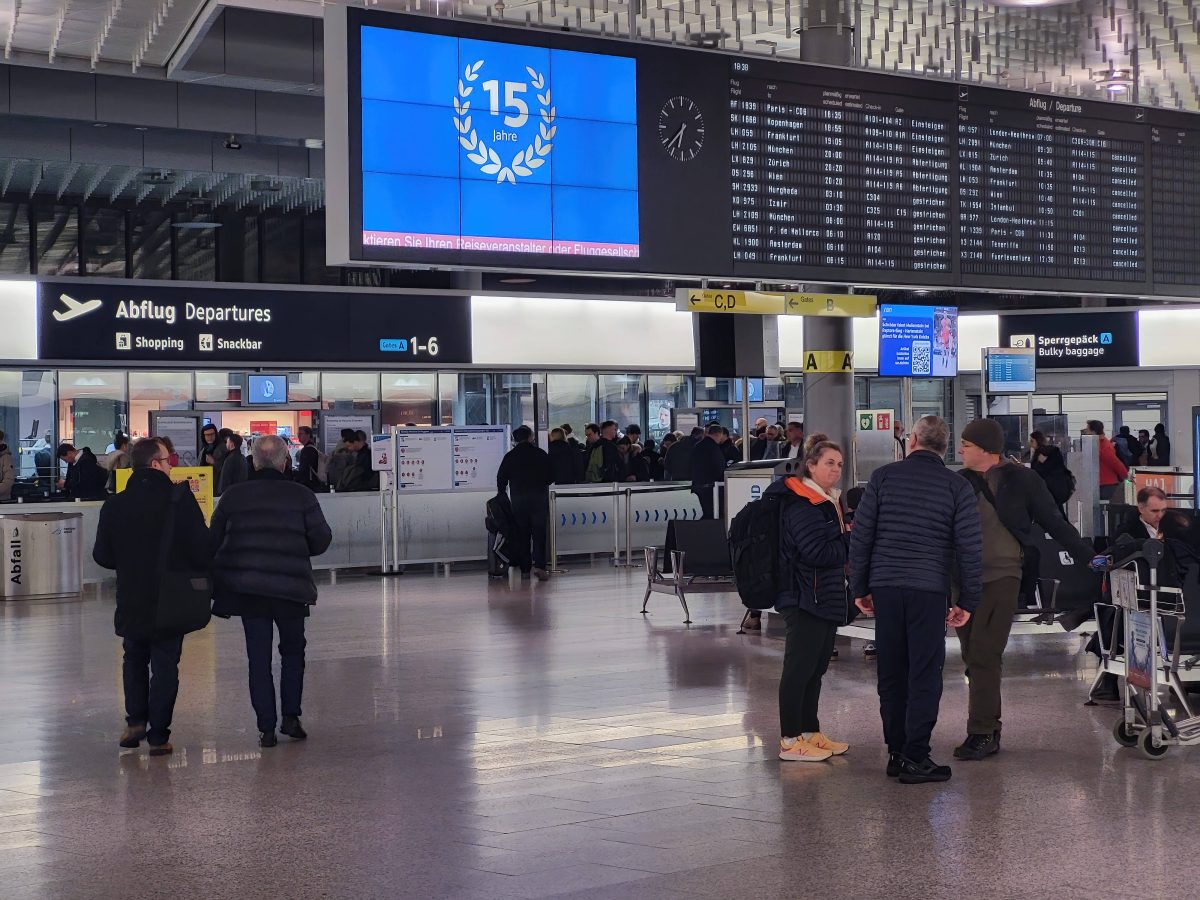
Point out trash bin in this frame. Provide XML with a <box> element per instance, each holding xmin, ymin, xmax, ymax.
<box><xmin>0</xmin><ymin>512</ymin><xmax>83</xmax><ymax>600</ymax></box>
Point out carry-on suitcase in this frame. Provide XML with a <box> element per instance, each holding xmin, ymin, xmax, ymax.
<box><xmin>485</xmin><ymin>493</ymin><xmax>517</xmax><ymax>579</ymax></box>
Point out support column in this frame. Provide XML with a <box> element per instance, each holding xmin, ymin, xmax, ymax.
<box><xmin>798</xmin><ymin>0</ymin><xmax>857</xmax><ymax>481</ymax></box>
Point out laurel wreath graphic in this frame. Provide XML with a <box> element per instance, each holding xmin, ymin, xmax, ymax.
<box><xmin>453</xmin><ymin>60</ymin><xmax>556</xmax><ymax>185</ymax></box>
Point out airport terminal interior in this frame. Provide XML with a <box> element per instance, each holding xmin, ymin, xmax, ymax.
<box><xmin>5</xmin><ymin>0</ymin><xmax>1200</xmax><ymax>896</ymax></box>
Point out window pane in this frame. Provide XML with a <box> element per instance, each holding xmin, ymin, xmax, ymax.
<box><xmin>0</xmin><ymin>202</ymin><xmax>30</xmax><ymax>274</ymax></box>
<box><xmin>1032</xmin><ymin>395</ymin><xmax>1060</xmax><ymax>414</ymax></box>
<box><xmin>175</xmin><ymin>218</ymin><xmax>217</xmax><ymax>281</ymax></box>
<box><xmin>303</xmin><ymin>215</ymin><xmax>338</xmax><ymax>285</ymax></box>
<box><xmin>381</xmin><ymin>373</ymin><xmax>436</xmax><ymax>426</ymax></box>
<box><xmin>598</xmin><ymin>374</ymin><xmax>643</xmax><ymax>430</ymax></box>
<box><xmin>694</xmin><ymin>377</ymin><xmax>733</xmax><ymax>403</ymax></box>
<box><xmin>287</xmin><ymin>372</ymin><xmax>321</xmax><ymax>403</ymax></box>
<box><xmin>260</xmin><ymin>215</ymin><xmax>301</xmax><ymax>284</ymax></box>
<box><xmin>646</xmin><ymin>374</ymin><xmax>690</xmax><ymax>442</ymax></box>
<box><xmin>83</xmin><ymin>207</ymin><xmax>125</xmax><ymax>276</ymax></box>
<box><xmin>762</xmin><ymin>377</ymin><xmax>784</xmax><ymax>401</ymax></box>
<box><xmin>548</xmin><ymin>374</ymin><xmax>596</xmax><ymax>437</ymax></box>
<box><xmin>129</xmin><ymin>372</ymin><xmax>193</xmax><ymax>441</ymax></box>
<box><xmin>130</xmin><ymin>210</ymin><xmax>172</xmax><ymax>280</ymax></box>
<box><xmin>0</xmin><ymin>370</ymin><xmax>56</xmax><ymax>491</ymax></box>
<box><xmin>1061</xmin><ymin>395</ymin><xmax>1115</xmax><ymax>437</ymax></box>
<box><xmin>439</xmin><ymin>373</ymin><xmax>492</xmax><ymax>426</ymax></box>
<box><xmin>58</xmin><ymin>370</ymin><xmax>127</xmax><ymax>456</ymax></box>
<box><xmin>869</xmin><ymin>378</ymin><xmax>902</xmax><ymax>413</ymax></box>
<box><xmin>196</xmin><ymin>371</ymin><xmax>240</xmax><ymax>403</ymax></box>
<box><xmin>35</xmin><ymin>204</ymin><xmax>78</xmax><ymax>275</ymax></box>
<box><xmin>784</xmin><ymin>375</ymin><xmax>804</xmax><ymax>416</ymax></box>
<box><xmin>492</xmin><ymin>374</ymin><xmax>532</xmax><ymax>430</ymax></box>
<box><xmin>322</xmin><ymin>372</ymin><xmax>380</xmax><ymax>411</ymax></box>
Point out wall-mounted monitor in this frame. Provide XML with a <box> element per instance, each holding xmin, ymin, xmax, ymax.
<box><xmin>984</xmin><ymin>347</ymin><xmax>1037</xmax><ymax>394</ymax></box>
<box><xmin>877</xmin><ymin>304</ymin><xmax>959</xmax><ymax>377</ymax></box>
<box><xmin>244</xmin><ymin>374</ymin><xmax>288</xmax><ymax>406</ymax></box>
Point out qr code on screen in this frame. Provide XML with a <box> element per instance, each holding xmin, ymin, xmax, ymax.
<box><xmin>910</xmin><ymin>340</ymin><xmax>932</xmax><ymax>375</ymax></box>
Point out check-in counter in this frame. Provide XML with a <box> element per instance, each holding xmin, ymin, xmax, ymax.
<box><xmin>3</xmin><ymin>481</ymin><xmax>703</xmax><ymax>584</ymax></box>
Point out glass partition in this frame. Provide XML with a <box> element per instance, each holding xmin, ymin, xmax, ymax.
<box><xmin>0</xmin><ymin>370</ymin><xmax>55</xmax><ymax>487</ymax></box>
<box><xmin>646</xmin><ymin>374</ymin><xmax>691</xmax><ymax>442</ymax></box>
<box><xmin>599</xmin><ymin>374</ymin><xmax>643</xmax><ymax>430</ymax></box>
<box><xmin>382</xmin><ymin>373</ymin><xmax>437</xmax><ymax>426</ymax></box>
<box><xmin>547</xmin><ymin>373</ymin><xmax>596</xmax><ymax>436</ymax></box>
<box><xmin>492</xmin><ymin>374</ymin><xmax>532</xmax><ymax>430</ymax></box>
<box><xmin>57</xmin><ymin>370</ymin><xmax>127</xmax><ymax>456</ymax></box>
<box><xmin>196</xmin><ymin>371</ymin><xmax>241</xmax><ymax>403</ymax></box>
<box><xmin>129</xmin><ymin>372</ymin><xmax>193</xmax><ymax>440</ymax></box>
<box><xmin>322</xmin><ymin>372</ymin><xmax>380</xmax><ymax>412</ymax></box>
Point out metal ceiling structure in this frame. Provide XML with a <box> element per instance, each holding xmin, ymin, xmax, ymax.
<box><xmin>0</xmin><ymin>157</ymin><xmax>323</xmax><ymax>215</ymax></box>
<box><xmin>4</xmin><ymin>0</ymin><xmax>1200</xmax><ymax>108</ymax></box>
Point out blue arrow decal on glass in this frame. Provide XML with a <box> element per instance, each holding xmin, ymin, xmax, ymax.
<box><xmin>654</xmin><ymin>509</ymin><xmax>659</xmax><ymax>522</ymax></box>
<box><xmin>591</xmin><ymin>511</ymin><xmax>597</xmax><ymax>525</ymax></box>
<box><xmin>635</xmin><ymin>510</ymin><xmax>640</xmax><ymax>523</ymax></box>
<box><xmin>601</xmin><ymin>511</ymin><xmax>607</xmax><ymax>524</ymax></box>
<box><xmin>571</xmin><ymin>513</ymin><xmax>577</xmax><ymax>526</ymax></box>
<box><xmin>560</xmin><ymin>514</ymin><xmax>567</xmax><ymax>526</ymax></box>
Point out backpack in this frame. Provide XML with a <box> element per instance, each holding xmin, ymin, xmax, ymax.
<box><xmin>728</xmin><ymin>492</ymin><xmax>794</xmax><ymax>610</ymax></box>
<box><xmin>314</xmin><ymin>450</ymin><xmax>330</xmax><ymax>485</ymax></box>
<box><xmin>1113</xmin><ymin>436</ymin><xmax>1134</xmax><ymax>466</ymax></box>
<box><xmin>1045</xmin><ymin>467</ymin><xmax>1076</xmax><ymax>506</ymax></box>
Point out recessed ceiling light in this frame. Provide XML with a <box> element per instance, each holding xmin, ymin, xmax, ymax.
<box><xmin>499</xmin><ymin>277</ymin><xmax>536</xmax><ymax>284</ymax></box>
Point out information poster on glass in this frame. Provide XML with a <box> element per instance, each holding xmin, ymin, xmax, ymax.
<box><xmin>878</xmin><ymin>305</ymin><xmax>959</xmax><ymax>377</ymax></box>
<box><xmin>395</xmin><ymin>428</ymin><xmax>455</xmax><ymax>491</ymax></box>
<box><xmin>452</xmin><ymin>426</ymin><xmax>509</xmax><ymax>490</ymax></box>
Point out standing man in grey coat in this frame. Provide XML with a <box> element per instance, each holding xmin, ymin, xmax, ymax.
<box><xmin>850</xmin><ymin>416</ymin><xmax>983</xmax><ymax>785</ymax></box>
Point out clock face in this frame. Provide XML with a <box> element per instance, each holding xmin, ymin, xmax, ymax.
<box><xmin>658</xmin><ymin>96</ymin><xmax>705</xmax><ymax>162</ymax></box>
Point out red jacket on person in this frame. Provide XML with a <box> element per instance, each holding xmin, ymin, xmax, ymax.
<box><xmin>1098</xmin><ymin>437</ymin><xmax>1129</xmax><ymax>487</ymax></box>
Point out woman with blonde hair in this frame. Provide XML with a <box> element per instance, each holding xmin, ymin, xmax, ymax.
<box><xmin>770</xmin><ymin>437</ymin><xmax>853</xmax><ymax>762</ymax></box>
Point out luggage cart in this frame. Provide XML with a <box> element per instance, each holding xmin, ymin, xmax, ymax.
<box><xmin>1108</xmin><ymin>539</ymin><xmax>1199</xmax><ymax>759</ymax></box>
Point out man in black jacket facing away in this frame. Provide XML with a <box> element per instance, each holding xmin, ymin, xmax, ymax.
<box><xmin>955</xmin><ymin>418</ymin><xmax>1102</xmax><ymax>761</ymax></box>
<box><xmin>211</xmin><ymin>434</ymin><xmax>332</xmax><ymax>747</ymax></box>
<box><xmin>216</xmin><ymin>432</ymin><xmax>249</xmax><ymax>496</ymax></box>
<box><xmin>294</xmin><ymin>425</ymin><xmax>324</xmax><ymax>492</ymax></box>
<box><xmin>497</xmin><ymin>425</ymin><xmax>553</xmax><ymax>580</ymax></box>
<box><xmin>57</xmin><ymin>443</ymin><xmax>108</xmax><ymax>499</ymax></box>
<box><xmin>850</xmin><ymin>416</ymin><xmax>982</xmax><ymax>784</ymax></box>
<box><xmin>664</xmin><ymin>426</ymin><xmax>702</xmax><ymax>481</ymax></box>
<box><xmin>690</xmin><ymin>423</ymin><xmax>728</xmax><ymax>520</ymax></box>
<box><xmin>93</xmin><ymin>438</ymin><xmax>211</xmax><ymax>756</ymax></box>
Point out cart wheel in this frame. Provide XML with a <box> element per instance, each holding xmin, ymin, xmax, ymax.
<box><xmin>1112</xmin><ymin>720</ymin><xmax>1138</xmax><ymax>748</ymax></box>
<box><xmin>1138</xmin><ymin>729</ymin><xmax>1170</xmax><ymax>760</ymax></box>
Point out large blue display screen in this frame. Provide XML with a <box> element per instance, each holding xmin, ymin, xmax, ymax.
<box><xmin>878</xmin><ymin>304</ymin><xmax>959</xmax><ymax>377</ymax></box>
<box><xmin>360</xmin><ymin>27</ymin><xmax>639</xmax><ymax>259</ymax></box>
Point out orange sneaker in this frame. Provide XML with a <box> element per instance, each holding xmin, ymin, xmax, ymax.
<box><xmin>808</xmin><ymin>732</ymin><xmax>849</xmax><ymax>756</ymax></box>
<box><xmin>778</xmin><ymin>737</ymin><xmax>833</xmax><ymax>762</ymax></box>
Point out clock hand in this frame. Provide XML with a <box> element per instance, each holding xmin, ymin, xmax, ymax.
<box><xmin>667</xmin><ymin>123</ymin><xmax>687</xmax><ymax>150</ymax></box>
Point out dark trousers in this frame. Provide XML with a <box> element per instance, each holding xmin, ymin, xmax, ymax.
<box><xmin>693</xmin><ymin>486</ymin><xmax>714</xmax><ymax>520</ymax></box>
<box><xmin>874</xmin><ymin>587</ymin><xmax>949</xmax><ymax>762</ymax></box>
<box><xmin>778</xmin><ymin>606</ymin><xmax>838</xmax><ymax>737</ymax></box>
<box><xmin>511</xmin><ymin>493</ymin><xmax>549</xmax><ymax>571</ymax></box>
<box><xmin>242</xmin><ymin>616</ymin><xmax>306</xmax><ymax>733</ymax></box>
<box><xmin>122</xmin><ymin>634</ymin><xmax>185</xmax><ymax>746</ymax></box>
<box><xmin>957</xmin><ymin>577</ymin><xmax>1020</xmax><ymax>736</ymax></box>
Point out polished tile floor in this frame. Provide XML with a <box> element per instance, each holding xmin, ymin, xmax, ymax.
<box><xmin>0</xmin><ymin>565</ymin><xmax>1197</xmax><ymax>899</ymax></box>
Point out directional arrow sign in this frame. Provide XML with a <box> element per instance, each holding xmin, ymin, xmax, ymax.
<box><xmin>784</xmin><ymin>294</ymin><xmax>877</xmax><ymax>317</ymax></box>
<box><xmin>675</xmin><ymin>289</ymin><xmax>786</xmax><ymax>315</ymax></box>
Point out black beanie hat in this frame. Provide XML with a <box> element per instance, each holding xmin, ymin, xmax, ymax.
<box><xmin>961</xmin><ymin>419</ymin><xmax>1005</xmax><ymax>455</ymax></box>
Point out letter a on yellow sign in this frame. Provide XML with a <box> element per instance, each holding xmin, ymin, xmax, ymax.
<box><xmin>803</xmin><ymin>351</ymin><xmax>854</xmax><ymax>373</ymax></box>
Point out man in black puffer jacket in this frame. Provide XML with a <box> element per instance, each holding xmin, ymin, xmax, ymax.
<box><xmin>211</xmin><ymin>434</ymin><xmax>332</xmax><ymax>747</ymax></box>
<box><xmin>850</xmin><ymin>415</ymin><xmax>982</xmax><ymax>785</ymax></box>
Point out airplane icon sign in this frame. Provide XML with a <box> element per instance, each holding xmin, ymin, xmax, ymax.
<box><xmin>53</xmin><ymin>293</ymin><xmax>102</xmax><ymax>322</ymax></box>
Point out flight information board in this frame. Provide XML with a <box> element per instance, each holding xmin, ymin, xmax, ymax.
<box><xmin>729</xmin><ymin>60</ymin><xmax>952</xmax><ymax>278</ymax></box>
<box><xmin>1150</xmin><ymin>109</ymin><xmax>1200</xmax><ymax>294</ymax></box>
<box><xmin>957</xmin><ymin>86</ymin><xmax>1146</xmax><ymax>288</ymax></box>
<box><xmin>328</xmin><ymin>8</ymin><xmax>1200</xmax><ymax>297</ymax></box>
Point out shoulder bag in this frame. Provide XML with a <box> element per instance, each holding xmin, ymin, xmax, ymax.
<box><xmin>153</xmin><ymin>487</ymin><xmax>213</xmax><ymax>635</ymax></box>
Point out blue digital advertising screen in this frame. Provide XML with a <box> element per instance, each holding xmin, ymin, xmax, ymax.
<box><xmin>245</xmin><ymin>374</ymin><xmax>288</xmax><ymax>405</ymax></box>
<box><xmin>985</xmin><ymin>347</ymin><xmax>1037</xmax><ymax>394</ymax></box>
<box><xmin>358</xmin><ymin>24</ymin><xmax>638</xmax><ymax>261</ymax></box>
<box><xmin>877</xmin><ymin>304</ymin><xmax>959</xmax><ymax>377</ymax></box>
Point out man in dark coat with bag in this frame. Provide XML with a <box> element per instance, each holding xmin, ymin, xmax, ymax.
<box><xmin>93</xmin><ymin>438</ymin><xmax>211</xmax><ymax>756</ymax></box>
<box><xmin>211</xmin><ymin>434</ymin><xmax>332</xmax><ymax>747</ymax></box>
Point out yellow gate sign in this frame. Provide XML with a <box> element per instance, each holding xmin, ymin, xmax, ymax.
<box><xmin>802</xmin><ymin>351</ymin><xmax>854</xmax><ymax>373</ymax></box>
<box><xmin>676</xmin><ymin>289</ymin><xmax>786</xmax><ymax>315</ymax></box>
<box><xmin>783</xmin><ymin>294</ymin><xmax>877</xmax><ymax>317</ymax></box>
<box><xmin>115</xmin><ymin>466</ymin><xmax>215</xmax><ymax>524</ymax></box>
